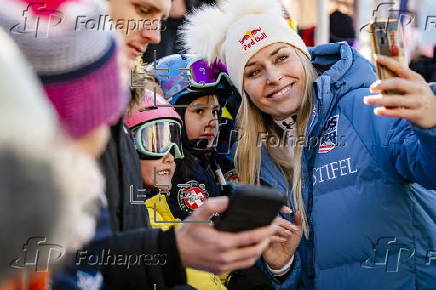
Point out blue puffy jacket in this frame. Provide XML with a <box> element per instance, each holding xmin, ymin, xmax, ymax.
<box><xmin>257</xmin><ymin>42</ymin><xmax>436</xmax><ymax>290</ymax></box>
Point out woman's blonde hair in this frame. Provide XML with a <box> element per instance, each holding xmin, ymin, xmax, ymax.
<box><xmin>234</xmin><ymin>48</ymin><xmax>317</xmax><ymax>237</ymax></box>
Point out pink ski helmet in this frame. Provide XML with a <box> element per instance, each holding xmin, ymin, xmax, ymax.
<box><xmin>124</xmin><ymin>91</ymin><xmax>182</xmax><ymax>129</ymax></box>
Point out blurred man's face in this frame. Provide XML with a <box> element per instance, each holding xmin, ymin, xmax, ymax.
<box><xmin>108</xmin><ymin>0</ymin><xmax>171</xmax><ymax>68</ymax></box>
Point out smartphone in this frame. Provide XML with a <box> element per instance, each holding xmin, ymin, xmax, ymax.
<box><xmin>369</xmin><ymin>17</ymin><xmax>406</xmax><ymax>94</ymax></box>
<box><xmin>213</xmin><ymin>185</ymin><xmax>286</xmax><ymax>233</ymax></box>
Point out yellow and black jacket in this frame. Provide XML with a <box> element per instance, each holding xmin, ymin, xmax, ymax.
<box><xmin>146</xmin><ymin>193</ymin><xmax>227</xmax><ymax>290</ymax></box>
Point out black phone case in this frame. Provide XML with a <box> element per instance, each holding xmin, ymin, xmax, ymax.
<box><xmin>214</xmin><ymin>185</ymin><xmax>286</xmax><ymax>232</ymax></box>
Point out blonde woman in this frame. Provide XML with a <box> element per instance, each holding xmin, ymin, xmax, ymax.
<box><xmin>181</xmin><ymin>0</ymin><xmax>436</xmax><ymax>289</ymax></box>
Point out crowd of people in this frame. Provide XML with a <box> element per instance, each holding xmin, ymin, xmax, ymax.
<box><xmin>1</xmin><ymin>0</ymin><xmax>436</xmax><ymax>289</ymax></box>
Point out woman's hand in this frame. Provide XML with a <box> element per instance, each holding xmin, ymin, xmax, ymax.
<box><xmin>364</xmin><ymin>54</ymin><xmax>436</xmax><ymax>129</ymax></box>
<box><xmin>262</xmin><ymin>208</ymin><xmax>303</xmax><ymax>270</ymax></box>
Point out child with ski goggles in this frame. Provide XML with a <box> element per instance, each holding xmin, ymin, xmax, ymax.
<box><xmin>127</xmin><ymin>55</ymin><xmax>243</xmax><ymax>289</ymax></box>
<box><xmin>124</xmin><ymin>91</ymin><xmax>183</xmax><ymax>190</ymax></box>
<box><xmin>150</xmin><ymin>54</ymin><xmax>240</xmax><ymax>182</ymax></box>
<box><xmin>129</xmin><ymin>117</ymin><xmax>184</xmax><ymax>160</ymax></box>
<box><xmin>147</xmin><ymin>54</ymin><xmax>238</xmax><ymax>221</ymax></box>
<box><xmin>125</xmin><ymin>89</ymin><xmax>228</xmax><ymax>290</ymax></box>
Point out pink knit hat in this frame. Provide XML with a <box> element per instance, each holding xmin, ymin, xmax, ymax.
<box><xmin>124</xmin><ymin>91</ymin><xmax>182</xmax><ymax>129</ymax></box>
<box><xmin>0</xmin><ymin>0</ymin><xmax>127</xmax><ymax>139</ymax></box>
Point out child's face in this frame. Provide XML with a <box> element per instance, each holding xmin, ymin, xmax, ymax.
<box><xmin>140</xmin><ymin>153</ymin><xmax>175</xmax><ymax>190</ymax></box>
<box><xmin>184</xmin><ymin>95</ymin><xmax>220</xmax><ymax>148</ymax></box>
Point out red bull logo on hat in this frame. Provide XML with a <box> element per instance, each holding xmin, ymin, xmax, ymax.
<box><xmin>238</xmin><ymin>27</ymin><xmax>268</xmax><ymax>51</ymax></box>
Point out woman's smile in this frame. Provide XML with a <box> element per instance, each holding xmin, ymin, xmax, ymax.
<box><xmin>266</xmin><ymin>81</ymin><xmax>296</xmax><ymax>100</ymax></box>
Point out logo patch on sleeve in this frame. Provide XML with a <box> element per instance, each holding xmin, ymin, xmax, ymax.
<box><xmin>177</xmin><ymin>180</ymin><xmax>209</xmax><ymax>212</ymax></box>
<box><xmin>319</xmin><ymin>115</ymin><xmax>339</xmax><ymax>153</ymax></box>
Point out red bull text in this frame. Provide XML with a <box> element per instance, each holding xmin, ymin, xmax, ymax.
<box><xmin>239</xmin><ymin>27</ymin><xmax>268</xmax><ymax>51</ymax></box>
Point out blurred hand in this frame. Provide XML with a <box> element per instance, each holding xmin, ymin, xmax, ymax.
<box><xmin>262</xmin><ymin>208</ymin><xmax>302</xmax><ymax>270</ymax></box>
<box><xmin>364</xmin><ymin>54</ymin><xmax>436</xmax><ymax>129</ymax></box>
<box><xmin>175</xmin><ymin>196</ymin><xmax>277</xmax><ymax>275</ymax></box>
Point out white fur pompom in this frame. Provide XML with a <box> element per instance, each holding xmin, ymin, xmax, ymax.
<box><xmin>179</xmin><ymin>4</ymin><xmax>229</xmax><ymax>64</ymax></box>
<box><xmin>180</xmin><ymin>0</ymin><xmax>285</xmax><ymax>64</ymax></box>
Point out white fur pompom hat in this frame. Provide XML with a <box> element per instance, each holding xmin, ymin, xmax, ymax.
<box><xmin>180</xmin><ymin>0</ymin><xmax>310</xmax><ymax>97</ymax></box>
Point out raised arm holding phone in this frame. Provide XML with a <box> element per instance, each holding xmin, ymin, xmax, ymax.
<box><xmin>364</xmin><ymin>54</ymin><xmax>436</xmax><ymax>128</ymax></box>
